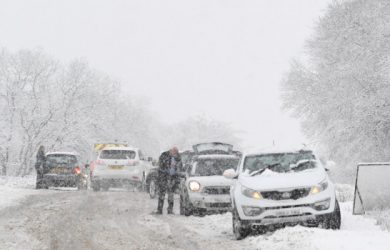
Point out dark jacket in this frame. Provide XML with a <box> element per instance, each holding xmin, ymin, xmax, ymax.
<box><xmin>157</xmin><ymin>151</ymin><xmax>182</xmax><ymax>182</ymax></box>
<box><xmin>35</xmin><ymin>150</ymin><xmax>46</xmax><ymax>172</ymax></box>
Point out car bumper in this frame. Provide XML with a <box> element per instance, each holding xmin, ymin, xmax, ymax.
<box><xmin>188</xmin><ymin>192</ymin><xmax>231</xmax><ymax>211</ymax></box>
<box><xmin>235</xmin><ymin>186</ymin><xmax>336</xmax><ymax>224</ymax></box>
<box><xmin>93</xmin><ymin>170</ymin><xmax>143</xmax><ymax>183</ymax></box>
<box><xmin>42</xmin><ymin>174</ymin><xmax>77</xmax><ymax>187</ymax></box>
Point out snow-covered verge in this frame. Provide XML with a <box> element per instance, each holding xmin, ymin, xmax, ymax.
<box><xmin>176</xmin><ymin>201</ymin><xmax>390</xmax><ymax>250</ymax></box>
<box><xmin>0</xmin><ymin>176</ymin><xmax>37</xmax><ymax>210</ymax></box>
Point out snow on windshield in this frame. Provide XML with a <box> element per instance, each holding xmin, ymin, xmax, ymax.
<box><xmin>243</xmin><ymin>152</ymin><xmax>316</xmax><ymax>174</ymax></box>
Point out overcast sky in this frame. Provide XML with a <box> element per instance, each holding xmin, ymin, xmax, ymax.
<box><xmin>0</xmin><ymin>0</ymin><xmax>330</xmax><ymax>150</ymax></box>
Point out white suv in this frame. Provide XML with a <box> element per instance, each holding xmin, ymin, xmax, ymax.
<box><xmin>179</xmin><ymin>154</ymin><xmax>240</xmax><ymax>216</ymax></box>
<box><xmin>224</xmin><ymin>149</ymin><xmax>341</xmax><ymax>239</ymax></box>
<box><xmin>92</xmin><ymin>147</ymin><xmax>152</xmax><ymax>191</ymax></box>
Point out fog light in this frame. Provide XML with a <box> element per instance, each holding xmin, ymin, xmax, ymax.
<box><xmin>242</xmin><ymin>206</ymin><xmax>263</xmax><ymax>216</ymax></box>
<box><xmin>312</xmin><ymin>198</ymin><xmax>331</xmax><ymax>211</ymax></box>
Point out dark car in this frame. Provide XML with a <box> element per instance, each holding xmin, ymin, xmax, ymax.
<box><xmin>42</xmin><ymin>152</ymin><xmax>88</xmax><ymax>189</ymax></box>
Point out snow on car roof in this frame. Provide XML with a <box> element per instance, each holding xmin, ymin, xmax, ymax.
<box><xmin>197</xmin><ymin>154</ymin><xmax>239</xmax><ymax>159</ymax></box>
<box><xmin>245</xmin><ymin>147</ymin><xmax>313</xmax><ymax>156</ymax></box>
<box><xmin>101</xmin><ymin>146</ymin><xmax>138</xmax><ymax>151</ymax></box>
<box><xmin>46</xmin><ymin>151</ymin><xmax>79</xmax><ymax>156</ymax></box>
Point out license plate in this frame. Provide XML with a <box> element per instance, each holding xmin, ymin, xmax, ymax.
<box><xmin>109</xmin><ymin>165</ymin><xmax>124</xmax><ymax>170</ymax></box>
<box><xmin>50</xmin><ymin>167</ymin><xmax>69</xmax><ymax>174</ymax></box>
<box><xmin>275</xmin><ymin>209</ymin><xmax>301</xmax><ymax>217</ymax></box>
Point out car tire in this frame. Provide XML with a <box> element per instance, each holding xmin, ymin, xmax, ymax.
<box><xmin>232</xmin><ymin>208</ymin><xmax>250</xmax><ymax>240</ymax></box>
<box><xmin>149</xmin><ymin>179</ymin><xmax>157</xmax><ymax>199</ymax></box>
<box><xmin>92</xmin><ymin>181</ymin><xmax>101</xmax><ymax>192</ymax></box>
<box><xmin>320</xmin><ymin>199</ymin><xmax>341</xmax><ymax>230</ymax></box>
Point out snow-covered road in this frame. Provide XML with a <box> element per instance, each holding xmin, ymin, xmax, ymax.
<box><xmin>0</xmin><ymin>185</ymin><xmax>390</xmax><ymax>250</ymax></box>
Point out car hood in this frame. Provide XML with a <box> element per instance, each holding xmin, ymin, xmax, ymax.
<box><xmin>189</xmin><ymin>175</ymin><xmax>233</xmax><ymax>187</ymax></box>
<box><xmin>238</xmin><ymin>168</ymin><xmax>326</xmax><ymax>191</ymax></box>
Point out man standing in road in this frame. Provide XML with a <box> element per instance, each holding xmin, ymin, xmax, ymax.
<box><xmin>35</xmin><ymin>145</ymin><xmax>46</xmax><ymax>189</ymax></box>
<box><xmin>156</xmin><ymin>147</ymin><xmax>182</xmax><ymax>214</ymax></box>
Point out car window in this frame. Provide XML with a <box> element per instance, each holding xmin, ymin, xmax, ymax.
<box><xmin>99</xmin><ymin>150</ymin><xmax>136</xmax><ymax>160</ymax></box>
<box><xmin>46</xmin><ymin>154</ymin><xmax>78</xmax><ymax>168</ymax></box>
<box><xmin>243</xmin><ymin>152</ymin><xmax>315</xmax><ymax>174</ymax></box>
<box><xmin>192</xmin><ymin>158</ymin><xmax>239</xmax><ymax>176</ymax></box>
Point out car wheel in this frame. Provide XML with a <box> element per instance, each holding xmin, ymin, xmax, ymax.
<box><xmin>149</xmin><ymin>179</ymin><xmax>157</xmax><ymax>199</ymax></box>
<box><xmin>320</xmin><ymin>200</ymin><xmax>341</xmax><ymax>230</ymax></box>
<box><xmin>232</xmin><ymin>208</ymin><xmax>250</xmax><ymax>240</ymax></box>
<box><xmin>92</xmin><ymin>181</ymin><xmax>101</xmax><ymax>192</ymax></box>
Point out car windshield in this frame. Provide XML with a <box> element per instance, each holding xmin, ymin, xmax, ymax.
<box><xmin>193</xmin><ymin>158</ymin><xmax>239</xmax><ymax>176</ymax></box>
<box><xmin>243</xmin><ymin>152</ymin><xmax>316</xmax><ymax>175</ymax></box>
<box><xmin>99</xmin><ymin>150</ymin><xmax>136</xmax><ymax>160</ymax></box>
<box><xmin>46</xmin><ymin>154</ymin><xmax>78</xmax><ymax>168</ymax></box>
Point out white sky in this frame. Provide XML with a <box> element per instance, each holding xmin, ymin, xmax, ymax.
<box><xmin>0</xmin><ymin>0</ymin><xmax>330</xmax><ymax>150</ymax></box>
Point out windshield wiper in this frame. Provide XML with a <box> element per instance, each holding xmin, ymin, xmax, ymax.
<box><xmin>250</xmin><ymin>163</ymin><xmax>280</xmax><ymax>177</ymax></box>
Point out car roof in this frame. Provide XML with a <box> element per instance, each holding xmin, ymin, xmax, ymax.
<box><xmin>46</xmin><ymin>151</ymin><xmax>79</xmax><ymax>156</ymax></box>
<box><xmin>245</xmin><ymin>147</ymin><xmax>313</xmax><ymax>157</ymax></box>
<box><xmin>101</xmin><ymin>147</ymin><xmax>138</xmax><ymax>151</ymax></box>
<box><xmin>196</xmin><ymin>154</ymin><xmax>239</xmax><ymax>159</ymax></box>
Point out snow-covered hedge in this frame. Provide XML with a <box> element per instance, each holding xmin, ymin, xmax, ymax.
<box><xmin>334</xmin><ymin>183</ymin><xmax>355</xmax><ymax>202</ymax></box>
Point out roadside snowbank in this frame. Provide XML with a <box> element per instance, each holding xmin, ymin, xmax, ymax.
<box><xmin>178</xmin><ymin>201</ymin><xmax>390</xmax><ymax>250</ymax></box>
<box><xmin>0</xmin><ymin>176</ymin><xmax>36</xmax><ymax>210</ymax></box>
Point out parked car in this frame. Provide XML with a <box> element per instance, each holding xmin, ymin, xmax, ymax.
<box><xmin>91</xmin><ymin>146</ymin><xmax>152</xmax><ymax>191</ymax></box>
<box><xmin>179</xmin><ymin>142</ymin><xmax>241</xmax><ymax>216</ymax></box>
<box><xmin>42</xmin><ymin>152</ymin><xmax>88</xmax><ymax>190</ymax></box>
<box><xmin>224</xmin><ymin>148</ymin><xmax>341</xmax><ymax>239</ymax></box>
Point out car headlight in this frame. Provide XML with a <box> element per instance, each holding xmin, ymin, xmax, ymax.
<box><xmin>241</xmin><ymin>186</ymin><xmax>262</xmax><ymax>200</ymax></box>
<box><xmin>310</xmin><ymin>180</ymin><xmax>328</xmax><ymax>195</ymax></box>
<box><xmin>189</xmin><ymin>181</ymin><xmax>201</xmax><ymax>192</ymax></box>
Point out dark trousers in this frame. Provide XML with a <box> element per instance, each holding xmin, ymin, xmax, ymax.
<box><xmin>36</xmin><ymin>170</ymin><xmax>43</xmax><ymax>189</ymax></box>
<box><xmin>157</xmin><ymin>179</ymin><xmax>176</xmax><ymax>213</ymax></box>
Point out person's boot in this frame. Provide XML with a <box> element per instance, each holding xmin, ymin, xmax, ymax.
<box><xmin>156</xmin><ymin>198</ymin><xmax>164</xmax><ymax>214</ymax></box>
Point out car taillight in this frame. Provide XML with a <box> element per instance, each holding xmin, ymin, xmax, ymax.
<box><xmin>127</xmin><ymin>160</ymin><xmax>139</xmax><ymax>166</ymax></box>
<box><xmin>96</xmin><ymin>159</ymin><xmax>105</xmax><ymax>165</ymax></box>
<box><xmin>73</xmin><ymin>166</ymin><xmax>81</xmax><ymax>174</ymax></box>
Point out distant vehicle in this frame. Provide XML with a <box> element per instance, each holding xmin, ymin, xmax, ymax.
<box><xmin>91</xmin><ymin>146</ymin><xmax>153</xmax><ymax>191</ymax></box>
<box><xmin>179</xmin><ymin>142</ymin><xmax>241</xmax><ymax>216</ymax></box>
<box><xmin>42</xmin><ymin>152</ymin><xmax>88</xmax><ymax>190</ymax></box>
<box><xmin>224</xmin><ymin>148</ymin><xmax>341</xmax><ymax>240</ymax></box>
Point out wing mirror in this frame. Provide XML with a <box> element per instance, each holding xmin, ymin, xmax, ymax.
<box><xmin>223</xmin><ymin>169</ymin><xmax>238</xmax><ymax>179</ymax></box>
<box><xmin>325</xmin><ymin>160</ymin><xmax>336</xmax><ymax>172</ymax></box>
<box><xmin>84</xmin><ymin>164</ymin><xmax>90</xmax><ymax>169</ymax></box>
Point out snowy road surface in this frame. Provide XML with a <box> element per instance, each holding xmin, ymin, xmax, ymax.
<box><xmin>1</xmin><ymin>188</ymin><xmax>390</xmax><ymax>250</ymax></box>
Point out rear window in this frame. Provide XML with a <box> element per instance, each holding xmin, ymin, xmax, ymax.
<box><xmin>99</xmin><ymin>150</ymin><xmax>136</xmax><ymax>160</ymax></box>
<box><xmin>46</xmin><ymin>154</ymin><xmax>78</xmax><ymax>168</ymax></box>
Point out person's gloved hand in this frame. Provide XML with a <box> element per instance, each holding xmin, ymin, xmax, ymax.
<box><xmin>169</xmin><ymin>168</ymin><xmax>176</xmax><ymax>176</ymax></box>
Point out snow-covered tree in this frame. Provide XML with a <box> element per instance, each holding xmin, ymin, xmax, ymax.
<box><xmin>282</xmin><ymin>0</ymin><xmax>390</xmax><ymax>181</ymax></box>
<box><xmin>0</xmin><ymin>48</ymin><xmax>241</xmax><ymax>175</ymax></box>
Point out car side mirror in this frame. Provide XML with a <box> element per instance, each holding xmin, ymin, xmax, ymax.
<box><xmin>84</xmin><ymin>164</ymin><xmax>89</xmax><ymax>169</ymax></box>
<box><xmin>223</xmin><ymin>169</ymin><xmax>237</xmax><ymax>179</ymax></box>
<box><xmin>147</xmin><ymin>157</ymin><xmax>153</xmax><ymax>162</ymax></box>
<box><xmin>325</xmin><ymin>161</ymin><xmax>336</xmax><ymax>172</ymax></box>
<box><xmin>177</xmin><ymin>172</ymin><xmax>186</xmax><ymax>179</ymax></box>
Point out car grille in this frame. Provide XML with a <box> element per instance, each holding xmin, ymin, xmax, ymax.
<box><xmin>261</xmin><ymin>188</ymin><xmax>311</xmax><ymax>200</ymax></box>
<box><xmin>203</xmin><ymin>186</ymin><xmax>230</xmax><ymax>195</ymax></box>
<box><xmin>205</xmin><ymin>202</ymin><xmax>231</xmax><ymax>208</ymax></box>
